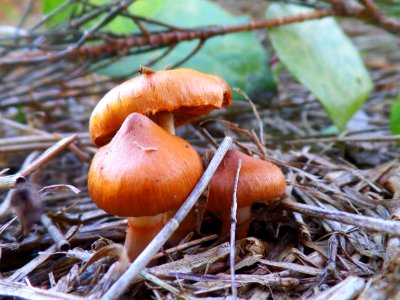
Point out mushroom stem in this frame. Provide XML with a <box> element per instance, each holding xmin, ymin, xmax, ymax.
<box><xmin>220</xmin><ymin>206</ymin><xmax>252</xmax><ymax>240</ymax></box>
<box><xmin>125</xmin><ymin>208</ymin><xmax>197</xmax><ymax>261</ymax></box>
<box><xmin>150</xmin><ymin>111</ymin><xmax>175</xmax><ymax>134</ymax></box>
<box><xmin>125</xmin><ymin>214</ymin><xmax>164</xmax><ymax>261</ymax></box>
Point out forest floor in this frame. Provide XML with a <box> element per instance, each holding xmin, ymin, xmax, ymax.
<box><xmin>1</xmin><ymin>2</ymin><xmax>400</xmax><ymax>300</ymax></box>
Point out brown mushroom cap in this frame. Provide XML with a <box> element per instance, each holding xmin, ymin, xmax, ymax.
<box><xmin>207</xmin><ymin>150</ymin><xmax>286</xmax><ymax>212</ymax></box>
<box><xmin>89</xmin><ymin>68</ymin><xmax>232</xmax><ymax>146</ymax></box>
<box><xmin>88</xmin><ymin>113</ymin><xmax>204</xmax><ymax>217</ymax></box>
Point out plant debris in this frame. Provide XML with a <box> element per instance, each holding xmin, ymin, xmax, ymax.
<box><xmin>1</xmin><ymin>1</ymin><xmax>400</xmax><ymax>300</ymax></box>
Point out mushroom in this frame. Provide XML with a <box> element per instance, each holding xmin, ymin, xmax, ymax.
<box><xmin>207</xmin><ymin>150</ymin><xmax>286</xmax><ymax>239</ymax></box>
<box><xmin>89</xmin><ymin>67</ymin><xmax>232</xmax><ymax>146</ymax></box>
<box><xmin>88</xmin><ymin>113</ymin><xmax>203</xmax><ymax>261</ymax></box>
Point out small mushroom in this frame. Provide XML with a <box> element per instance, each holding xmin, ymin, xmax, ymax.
<box><xmin>88</xmin><ymin>113</ymin><xmax>203</xmax><ymax>260</ymax></box>
<box><xmin>89</xmin><ymin>67</ymin><xmax>232</xmax><ymax>146</ymax></box>
<box><xmin>207</xmin><ymin>150</ymin><xmax>286</xmax><ymax>238</ymax></box>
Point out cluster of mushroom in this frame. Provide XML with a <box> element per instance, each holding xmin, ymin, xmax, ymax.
<box><xmin>87</xmin><ymin>67</ymin><xmax>286</xmax><ymax>261</ymax></box>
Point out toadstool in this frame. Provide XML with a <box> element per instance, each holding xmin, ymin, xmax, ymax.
<box><xmin>89</xmin><ymin>67</ymin><xmax>232</xmax><ymax>146</ymax></box>
<box><xmin>207</xmin><ymin>150</ymin><xmax>286</xmax><ymax>239</ymax></box>
<box><xmin>88</xmin><ymin>113</ymin><xmax>203</xmax><ymax>260</ymax></box>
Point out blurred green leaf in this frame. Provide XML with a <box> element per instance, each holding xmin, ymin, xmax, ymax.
<box><xmin>2</xmin><ymin>3</ymin><xmax>19</xmax><ymax>21</ymax></box>
<box><xmin>42</xmin><ymin>0</ymin><xmax>64</xmax><ymax>13</ymax></box>
<box><xmin>16</xmin><ymin>106</ymin><xmax>26</xmax><ymax>124</ymax></box>
<box><xmin>266</xmin><ymin>3</ymin><xmax>372</xmax><ymax>130</ymax></box>
<box><xmin>42</xmin><ymin>0</ymin><xmax>79</xmax><ymax>27</ymax></box>
<box><xmin>376</xmin><ymin>1</ymin><xmax>400</xmax><ymax>18</ymax></box>
<box><xmin>42</xmin><ymin>0</ymin><xmax>137</xmax><ymax>31</ymax></box>
<box><xmin>390</xmin><ymin>96</ymin><xmax>400</xmax><ymax>146</ymax></box>
<box><xmin>96</xmin><ymin>0</ymin><xmax>274</xmax><ymax>94</ymax></box>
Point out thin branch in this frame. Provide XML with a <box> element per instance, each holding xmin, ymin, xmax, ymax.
<box><xmin>267</xmin><ymin>134</ymin><xmax>400</xmax><ymax>145</ymax></box>
<box><xmin>0</xmin><ymin>9</ymin><xmax>334</xmax><ymax>66</ymax></box>
<box><xmin>234</xmin><ymin>88</ymin><xmax>265</xmax><ymax>146</ymax></box>
<box><xmin>168</xmin><ymin>38</ymin><xmax>205</xmax><ymax>69</ymax></box>
<box><xmin>0</xmin><ymin>280</ymin><xmax>84</xmax><ymax>300</ymax></box>
<box><xmin>230</xmin><ymin>159</ymin><xmax>242</xmax><ymax>300</ymax></box>
<box><xmin>281</xmin><ymin>197</ymin><xmax>400</xmax><ymax>236</ymax></box>
<box><xmin>0</xmin><ymin>135</ymin><xmax>78</xmax><ymax>190</ymax></box>
<box><xmin>40</xmin><ymin>214</ymin><xmax>71</xmax><ymax>251</ymax></box>
<box><xmin>0</xmin><ymin>152</ymin><xmax>38</xmax><ymax>217</ymax></box>
<box><xmin>328</xmin><ymin>0</ymin><xmax>400</xmax><ymax>33</ymax></box>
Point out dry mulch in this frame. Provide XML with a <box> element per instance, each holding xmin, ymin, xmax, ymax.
<box><xmin>0</xmin><ymin>13</ymin><xmax>400</xmax><ymax>300</ymax></box>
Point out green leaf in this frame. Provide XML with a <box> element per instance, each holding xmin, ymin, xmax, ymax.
<box><xmin>390</xmin><ymin>96</ymin><xmax>400</xmax><ymax>146</ymax></box>
<box><xmin>376</xmin><ymin>1</ymin><xmax>400</xmax><ymax>18</ymax></box>
<box><xmin>42</xmin><ymin>0</ymin><xmax>136</xmax><ymax>31</ymax></box>
<box><xmin>266</xmin><ymin>3</ymin><xmax>372</xmax><ymax>130</ymax></box>
<box><xmin>16</xmin><ymin>106</ymin><xmax>26</xmax><ymax>124</ymax></box>
<box><xmin>96</xmin><ymin>0</ymin><xmax>274</xmax><ymax>94</ymax></box>
<box><xmin>42</xmin><ymin>0</ymin><xmax>64</xmax><ymax>13</ymax></box>
<box><xmin>42</xmin><ymin>0</ymin><xmax>79</xmax><ymax>27</ymax></box>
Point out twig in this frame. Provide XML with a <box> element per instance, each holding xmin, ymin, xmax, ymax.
<box><xmin>267</xmin><ymin>134</ymin><xmax>400</xmax><ymax>145</ymax></box>
<box><xmin>281</xmin><ymin>197</ymin><xmax>400</xmax><ymax>236</ymax></box>
<box><xmin>286</xmin><ymin>173</ymin><xmax>312</xmax><ymax>242</ymax></box>
<box><xmin>0</xmin><ymin>10</ymin><xmax>334</xmax><ymax>65</ymax></box>
<box><xmin>310</xmin><ymin>276</ymin><xmax>365</xmax><ymax>300</ymax></box>
<box><xmin>292</xmin><ymin>210</ymin><xmax>312</xmax><ymax>242</ymax></box>
<box><xmin>139</xmin><ymin>270</ymin><xmax>181</xmax><ymax>297</ymax></box>
<box><xmin>101</xmin><ymin>136</ymin><xmax>233</xmax><ymax>300</ymax></box>
<box><xmin>40</xmin><ymin>214</ymin><xmax>71</xmax><ymax>251</ymax></box>
<box><xmin>382</xmin><ymin>166</ymin><xmax>400</xmax><ymax>272</ymax></box>
<box><xmin>152</xmin><ymin>234</ymin><xmax>218</xmax><ymax>260</ymax></box>
<box><xmin>0</xmin><ymin>216</ymin><xmax>18</xmax><ymax>236</ymax></box>
<box><xmin>230</xmin><ymin>159</ymin><xmax>241</xmax><ymax>300</ymax></box>
<box><xmin>317</xmin><ymin>233</ymin><xmax>338</xmax><ymax>286</ymax></box>
<box><xmin>0</xmin><ymin>152</ymin><xmax>39</xmax><ymax>217</ymax></box>
<box><xmin>7</xmin><ymin>226</ymin><xmax>78</xmax><ymax>282</ymax></box>
<box><xmin>0</xmin><ymin>280</ymin><xmax>85</xmax><ymax>300</ymax></box>
<box><xmin>20</xmin><ymin>135</ymin><xmax>77</xmax><ymax>178</ymax></box>
<box><xmin>0</xmin><ymin>134</ymin><xmax>78</xmax><ymax>189</ymax></box>
<box><xmin>234</xmin><ymin>88</ymin><xmax>264</xmax><ymax>145</ymax></box>
<box><xmin>0</xmin><ymin>141</ymin><xmax>92</xmax><ymax>154</ymax></box>
<box><xmin>0</xmin><ymin>117</ymin><xmax>91</xmax><ymax>162</ymax></box>
<box><xmin>328</xmin><ymin>0</ymin><xmax>400</xmax><ymax>34</ymax></box>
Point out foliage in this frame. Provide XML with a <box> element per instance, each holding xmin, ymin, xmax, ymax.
<box><xmin>390</xmin><ymin>95</ymin><xmax>400</xmax><ymax>146</ymax></box>
<box><xmin>42</xmin><ymin>0</ymin><xmax>79</xmax><ymax>27</ymax></box>
<box><xmin>376</xmin><ymin>0</ymin><xmax>400</xmax><ymax>17</ymax></box>
<box><xmin>267</xmin><ymin>3</ymin><xmax>372</xmax><ymax>131</ymax></box>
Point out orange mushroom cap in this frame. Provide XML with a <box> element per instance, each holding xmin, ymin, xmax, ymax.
<box><xmin>88</xmin><ymin>113</ymin><xmax>204</xmax><ymax>217</ymax></box>
<box><xmin>207</xmin><ymin>150</ymin><xmax>286</xmax><ymax>212</ymax></box>
<box><xmin>89</xmin><ymin>68</ymin><xmax>232</xmax><ymax>146</ymax></box>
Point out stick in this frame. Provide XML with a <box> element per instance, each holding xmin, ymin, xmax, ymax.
<box><xmin>0</xmin><ymin>117</ymin><xmax>91</xmax><ymax>162</ymax></box>
<box><xmin>0</xmin><ymin>152</ymin><xmax>38</xmax><ymax>217</ymax></box>
<box><xmin>139</xmin><ymin>270</ymin><xmax>180</xmax><ymax>297</ymax></box>
<box><xmin>281</xmin><ymin>198</ymin><xmax>400</xmax><ymax>236</ymax></box>
<box><xmin>234</xmin><ymin>88</ymin><xmax>264</xmax><ymax>146</ymax></box>
<box><xmin>268</xmin><ymin>135</ymin><xmax>400</xmax><ymax>145</ymax></box>
<box><xmin>230</xmin><ymin>159</ymin><xmax>241</xmax><ymax>300</ymax></box>
<box><xmin>0</xmin><ymin>280</ymin><xmax>84</xmax><ymax>300</ymax></box>
<box><xmin>0</xmin><ymin>135</ymin><xmax>77</xmax><ymax>190</ymax></box>
<box><xmin>152</xmin><ymin>234</ymin><xmax>218</xmax><ymax>260</ymax></box>
<box><xmin>101</xmin><ymin>136</ymin><xmax>232</xmax><ymax>300</ymax></box>
<box><xmin>7</xmin><ymin>226</ymin><xmax>78</xmax><ymax>282</ymax></box>
<box><xmin>0</xmin><ymin>10</ymin><xmax>335</xmax><ymax>66</ymax></box>
<box><xmin>40</xmin><ymin>214</ymin><xmax>70</xmax><ymax>251</ymax></box>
